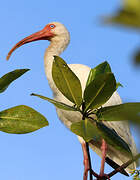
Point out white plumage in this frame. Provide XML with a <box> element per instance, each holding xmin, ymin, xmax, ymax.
<box><xmin>44</xmin><ymin>22</ymin><xmax>138</xmax><ymax>172</ymax></box>
<box><xmin>7</xmin><ymin>22</ymin><xmax>138</xmax><ymax>173</ymax></box>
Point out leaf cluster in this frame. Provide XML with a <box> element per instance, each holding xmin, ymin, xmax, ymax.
<box><xmin>32</xmin><ymin>56</ymin><xmax>140</xmax><ymax>155</ymax></box>
<box><xmin>3</xmin><ymin>56</ymin><xmax>139</xmax><ymax>177</ymax></box>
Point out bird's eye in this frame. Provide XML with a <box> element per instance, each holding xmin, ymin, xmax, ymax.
<box><xmin>49</xmin><ymin>24</ymin><xmax>55</xmax><ymax>29</ymax></box>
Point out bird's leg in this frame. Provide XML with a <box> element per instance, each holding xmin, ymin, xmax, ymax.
<box><xmin>81</xmin><ymin>142</ymin><xmax>90</xmax><ymax>180</ymax></box>
<box><xmin>100</xmin><ymin>139</ymin><xmax>107</xmax><ymax>177</ymax></box>
<box><xmin>81</xmin><ymin>140</ymin><xmax>108</xmax><ymax>180</ymax></box>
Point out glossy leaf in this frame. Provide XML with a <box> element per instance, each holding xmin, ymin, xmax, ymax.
<box><xmin>84</xmin><ymin>73</ymin><xmax>116</xmax><ymax>111</ymax></box>
<box><xmin>31</xmin><ymin>93</ymin><xmax>79</xmax><ymax>111</ymax></box>
<box><xmin>0</xmin><ymin>105</ymin><xmax>48</xmax><ymax>134</ymax></box>
<box><xmin>52</xmin><ymin>56</ymin><xmax>82</xmax><ymax>107</ymax></box>
<box><xmin>98</xmin><ymin>103</ymin><xmax>140</xmax><ymax>124</ymax></box>
<box><xmin>0</xmin><ymin>69</ymin><xmax>30</xmax><ymax>93</ymax></box>
<box><xmin>96</xmin><ymin>122</ymin><xmax>131</xmax><ymax>154</ymax></box>
<box><xmin>71</xmin><ymin>118</ymin><xmax>131</xmax><ymax>154</ymax></box>
<box><xmin>71</xmin><ymin>118</ymin><xmax>101</xmax><ymax>142</ymax></box>
<box><xmin>86</xmin><ymin>61</ymin><xmax>111</xmax><ymax>87</ymax></box>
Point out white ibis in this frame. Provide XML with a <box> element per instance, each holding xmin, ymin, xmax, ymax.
<box><xmin>7</xmin><ymin>22</ymin><xmax>138</xmax><ymax>179</ymax></box>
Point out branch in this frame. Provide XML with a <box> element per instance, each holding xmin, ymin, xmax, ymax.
<box><xmin>108</xmin><ymin>153</ymin><xmax>140</xmax><ymax>178</ymax></box>
<box><xmin>86</xmin><ymin>142</ymin><xmax>93</xmax><ymax>180</ymax></box>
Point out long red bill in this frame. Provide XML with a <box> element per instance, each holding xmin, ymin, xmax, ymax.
<box><xmin>6</xmin><ymin>27</ymin><xmax>54</xmax><ymax>60</ymax></box>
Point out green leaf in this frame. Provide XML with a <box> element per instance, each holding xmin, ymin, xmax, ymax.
<box><xmin>70</xmin><ymin>118</ymin><xmax>101</xmax><ymax>142</ymax></box>
<box><xmin>0</xmin><ymin>69</ymin><xmax>30</xmax><ymax>93</ymax></box>
<box><xmin>52</xmin><ymin>56</ymin><xmax>82</xmax><ymax>107</ymax></box>
<box><xmin>84</xmin><ymin>73</ymin><xmax>116</xmax><ymax>111</ymax></box>
<box><xmin>86</xmin><ymin>61</ymin><xmax>111</xmax><ymax>87</ymax></box>
<box><xmin>124</xmin><ymin>0</ymin><xmax>140</xmax><ymax>14</ymax></box>
<box><xmin>103</xmin><ymin>0</ymin><xmax>140</xmax><ymax>29</ymax></box>
<box><xmin>71</xmin><ymin>118</ymin><xmax>131</xmax><ymax>154</ymax></box>
<box><xmin>103</xmin><ymin>10</ymin><xmax>140</xmax><ymax>29</ymax></box>
<box><xmin>31</xmin><ymin>93</ymin><xmax>79</xmax><ymax>111</ymax></box>
<box><xmin>116</xmin><ymin>82</ymin><xmax>123</xmax><ymax>89</ymax></box>
<box><xmin>96</xmin><ymin>122</ymin><xmax>131</xmax><ymax>154</ymax></box>
<box><xmin>98</xmin><ymin>103</ymin><xmax>140</xmax><ymax>124</ymax></box>
<box><xmin>0</xmin><ymin>105</ymin><xmax>48</xmax><ymax>134</ymax></box>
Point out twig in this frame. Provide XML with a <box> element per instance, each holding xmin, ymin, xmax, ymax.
<box><xmin>108</xmin><ymin>153</ymin><xmax>140</xmax><ymax>178</ymax></box>
<box><xmin>86</xmin><ymin>142</ymin><xmax>93</xmax><ymax>180</ymax></box>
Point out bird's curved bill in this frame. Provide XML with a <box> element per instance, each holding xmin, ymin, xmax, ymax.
<box><xmin>6</xmin><ymin>28</ymin><xmax>54</xmax><ymax>60</ymax></box>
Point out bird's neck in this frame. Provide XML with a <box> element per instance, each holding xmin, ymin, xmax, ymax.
<box><xmin>44</xmin><ymin>37</ymin><xmax>69</xmax><ymax>93</ymax></box>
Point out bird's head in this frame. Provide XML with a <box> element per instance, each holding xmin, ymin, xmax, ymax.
<box><xmin>6</xmin><ymin>22</ymin><xmax>70</xmax><ymax>60</ymax></box>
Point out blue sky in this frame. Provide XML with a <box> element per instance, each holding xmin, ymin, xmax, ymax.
<box><xmin>0</xmin><ymin>0</ymin><xmax>140</xmax><ymax>179</ymax></box>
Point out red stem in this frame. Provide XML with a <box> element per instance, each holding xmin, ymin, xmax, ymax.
<box><xmin>81</xmin><ymin>142</ymin><xmax>90</xmax><ymax>180</ymax></box>
<box><xmin>100</xmin><ymin>139</ymin><xmax>107</xmax><ymax>176</ymax></box>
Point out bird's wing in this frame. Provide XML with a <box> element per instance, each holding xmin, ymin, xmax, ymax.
<box><xmin>102</xmin><ymin>91</ymin><xmax>138</xmax><ymax>158</ymax></box>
